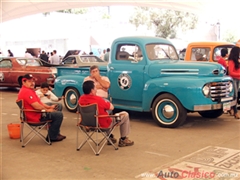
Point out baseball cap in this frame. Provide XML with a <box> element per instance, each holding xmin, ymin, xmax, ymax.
<box><xmin>21</xmin><ymin>74</ymin><xmax>36</xmax><ymax>81</ymax></box>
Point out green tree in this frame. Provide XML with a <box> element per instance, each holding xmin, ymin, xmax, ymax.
<box><xmin>129</xmin><ymin>7</ymin><xmax>198</xmax><ymax>38</ymax></box>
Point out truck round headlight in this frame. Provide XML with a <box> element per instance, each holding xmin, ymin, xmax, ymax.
<box><xmin>202</xmin><ymin>84</ymin><xmax>210</xmax><ymax>96</ymax></box>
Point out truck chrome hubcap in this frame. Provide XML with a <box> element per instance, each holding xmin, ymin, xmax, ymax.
<box><xmin>69</xmin><ymin>94</ymin><xmax>77</xmax><ymax>104</ymax></box>
<box><xmin>162</xmin><ymin>105</ymin><xmax>174</xmax><ymax>118</ymax></box>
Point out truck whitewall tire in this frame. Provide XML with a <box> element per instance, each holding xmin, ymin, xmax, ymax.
<box><xmin>152</xmin><ymin>94</ymin><xmax>187</xmax><ymax>128</ymax></box>
<box><xmin>63</xmin><ymin>87</ymin><xmax>80</xmax><ymax>112</ymax></box>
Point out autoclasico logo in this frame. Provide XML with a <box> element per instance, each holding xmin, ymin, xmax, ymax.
<box><xmin>140</xmin><ymin>170</ymin><xmax>239</xmax><ymax>179</ymax></box>
<box><xmin>159</xmin><ymin>170</ymin><xmax>215</xmax><ymax>179</ymax></box>
<box><xmin>140</xmin><ymin>170</ymin><xmax>216</xmax><ymax>179</ymax></box>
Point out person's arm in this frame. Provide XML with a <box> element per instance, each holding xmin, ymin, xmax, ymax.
<box><xmin>31</xmin><ymin>102</ymin><xmax>55</xmax><ymax>112</ymax></box>
<box><xmin>218</xmin><ymin>58</ymin><xmax>227</xmax><ymax>69</ymax></box>
<box><xmin>49</xmin><ymin>56</ymin><xmax>52</xmax><ymax>64</ymax></box>
<box><xmin>83</xmin><ymin>76</ymin><xmax>89</xmax><ymax>82</ymax></box>
<box><xmin>49</xmin><ymin>90</ymin><xmax>59</xmax><ymax>102</ymax></box>
<box><xmin>95</xmin><ymin>75</ymin><xmax>110</xmax><ymax>89</ymax></box>
<box><xmin>228</xmin><ymin>61</ymin><xmax>240</xmax><ymax>77</ymax></box>
<box><xmin>109</xmin><ymin>102</ymin><xmax>114</xmax><ymax>110</ymax></box>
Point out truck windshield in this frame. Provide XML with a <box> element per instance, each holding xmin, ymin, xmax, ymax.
<box><xmin>146</xmin><ymin>44</ymin><xmax>178</xmax><ymax>60</ymax></box>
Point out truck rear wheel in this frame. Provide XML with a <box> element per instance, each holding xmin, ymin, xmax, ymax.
<box><xmin>64</xmin><ymin>87</ymin><xmax>80</xmax><ymax>112</ymax></box>
<box><xmin>198</xmin><ymin>109</ymin><xmax>223</xmax><ymax>118</ymax></box>
<box><xmin>152</xmin><ymin>94</ymin><xmax>187</xmax><ymax>128</ymax></box>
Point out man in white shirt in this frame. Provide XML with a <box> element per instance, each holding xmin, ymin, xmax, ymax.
<box><xmin>49</xmin><ymin>50</ymin><xmax>60</xmax><ymax>65</ymax></box>
<box><xmin>99</xmin><ymin>49</ymin><xmax>106</xmax><ymax>60</ymax></box>
<box><xmin>83</xmin><ymin>65</ymin><xmax>110</xmax><ymax>99</ymax></box>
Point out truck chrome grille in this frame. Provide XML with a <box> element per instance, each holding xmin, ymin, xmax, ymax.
<box><xmin>210</xmin><ymin>81</ymin><xmax>231</xmax><ymax>101</ymax></box>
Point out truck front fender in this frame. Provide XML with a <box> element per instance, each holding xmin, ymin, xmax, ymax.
<box><xmin>142</xmin><ymin>76</ymin><xmax>233</xmax><ymax>111</ymax></box>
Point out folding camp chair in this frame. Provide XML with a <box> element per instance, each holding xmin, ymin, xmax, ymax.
<box><xmin>76</xmin><ymin>103</ymin><xmax>121</xmax><ymax>156</ymax></box>
<box><xmin>16</xmin><ymin>99</ymin><xmax>52</xmax><ymax>147</ymax></box>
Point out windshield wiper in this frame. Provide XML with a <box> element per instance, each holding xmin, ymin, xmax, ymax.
<box><xmin>160</xmin><ymin>48</ymin><xmax>172</xmax><ymax>60</ymax></box>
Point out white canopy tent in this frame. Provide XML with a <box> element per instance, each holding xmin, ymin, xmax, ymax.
<box><xmin>1</xmin><ymin>0</ymin><xmax>237</xmax><ymax>56</ymax></box>
<box><xmin>1</xmin><ymin>0</ymin><xmax>210</xmax><ymax>23</ymax></box>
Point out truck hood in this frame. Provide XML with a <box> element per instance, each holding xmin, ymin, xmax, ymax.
<box><xmin>148</xmin><ymin>60</ymin><xmax>226</xmax><ymax>77</ymax></box>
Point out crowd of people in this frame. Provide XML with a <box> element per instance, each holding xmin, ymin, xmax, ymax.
<box><xmin>81</xmin><ymin>48</ymin><xmax>110</xmax><ymax>61</ymax></box>
<box><xmin>37</xmin><ymin>50</ymin><xmax>61</xmax><ymax>65</ymax></box>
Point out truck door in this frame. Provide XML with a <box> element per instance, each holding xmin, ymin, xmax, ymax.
<box><xmin>108</xmin><ymin>43</ymin><xmax>146</xmax><ymax>109</ymax></box>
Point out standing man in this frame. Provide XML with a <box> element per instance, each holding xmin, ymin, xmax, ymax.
<box><xmin>104</xmin><ymin>48</ymin><xmax>110</xmax><ymax>61</ymax></box>
<box><xmin>40</xmin><ymin>50</ymin><xmax>49</xmax><ymax>62</ymax></box>
<box><xmin>100</xmin><ymin>49</ymin><xmax>106</xmax><ymax>60</ymax></box>
<box><xmin>78</xmin><ymin>80</ymin><xmax>134</xmax><ymax>147</ymax></box>
<box><xmin>8</xmin><ymin>49</ymin><xmax>14</xmax><ymax>57</ymax></box>
<box><xmin>84</xmin><ymin>65</ymin><xmax>110</xmax><ymax>99</ymax></box>
<box><xmin>17</xmin><ymin>74</ymin><xmax>66</xmax><ymax>142</ymax></box>
<box><xmin>49</xmin><ymin>50</ymin><xmax>60</xmax><ymax>65</ymax></box>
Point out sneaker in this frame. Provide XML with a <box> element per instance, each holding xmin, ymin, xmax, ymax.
<box><xmin>118</xmin><ymin>137</ymin><xmax>134</xmax><ymax>147</ymax></box>
<box><xmin>107</xmin><ymin>136</ymin><xmax>117</xmax><ymax>145</ymax></box>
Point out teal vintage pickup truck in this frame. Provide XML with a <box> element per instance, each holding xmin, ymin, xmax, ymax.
<box><xmin>54</xmin><ymin>36</ymin><xmax>236</xmax><ymax>128</ymax></box>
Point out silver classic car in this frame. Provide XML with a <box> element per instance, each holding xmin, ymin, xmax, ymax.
<box><xmin>62</xmin><ymin>56</ymin><xmax>107</xmax><ymax>68</ymax></box>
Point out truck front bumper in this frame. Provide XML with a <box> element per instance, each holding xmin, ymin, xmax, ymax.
<box><xmin>194</xmin><ymin>99</ymin><xmax>236</xmax><ymax>111</ymax></box>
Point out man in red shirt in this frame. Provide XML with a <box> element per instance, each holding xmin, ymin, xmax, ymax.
<box><xmin>17</xmin><ymin>74</ymin><xmax>66</xmax><ymax>142</ymax></box>
<box><xmin>217</xmin><ymin>48</ymin><xmax>228</xmax><ymax>70</ymax></box>
<box><xmin>78</xmin><ymin>80</ymin><xmax>134</xmax><ymax>147</ymax></box>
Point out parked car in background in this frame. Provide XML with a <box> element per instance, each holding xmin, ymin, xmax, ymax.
<box><xmin>183</xmin><ymin>41</ymin><xmax>235</xmax><ymax>62</ymax></box>
<box><xmin>62</xmin><ymin>50</ymin><xmax>81</xmax><ymax>60</ymax></box>
<box><xmin>0</xmin><ymin>57</ymin><xmax>56</xmax><ymax>87</ymax></box>
<box><xmin>38</xmin><ymin>58</ymin><xmax>62</xmax><ymax>68</ymax></box>
<box><xmin>61</xmin><ymin>55</ymin><xmax>106</xmax><ymax>66</ymax></box>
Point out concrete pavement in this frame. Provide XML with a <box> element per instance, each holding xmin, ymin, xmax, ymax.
<box><xmin>1</xmin><ymin>88</ymin><xmax>240</xmax><ymax>180</ymax></box>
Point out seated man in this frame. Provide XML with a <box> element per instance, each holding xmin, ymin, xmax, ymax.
<box><xmin>17</xmin><ymin>74</ymin><xmax>66</xmax><ymax>142</ymax></box>
<box><xmin>35</xmin><ymin>82</ymin><xmax>63</xmax><ymax>111</ymax></box>
<box><xmin>84</xmin><ymin>65</ymin><xmax>110</xmax><ymax>99</ymax></box>
<box><xmin>78</xmin><ymin>80</ymin><xmax>134</xmax><ymax>147</ymax></box>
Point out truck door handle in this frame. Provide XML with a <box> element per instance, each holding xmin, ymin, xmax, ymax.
<box><xmin>110</xmin><ymin>67</ymin><xmax>114</xmax><ymax>70</ymax></box>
